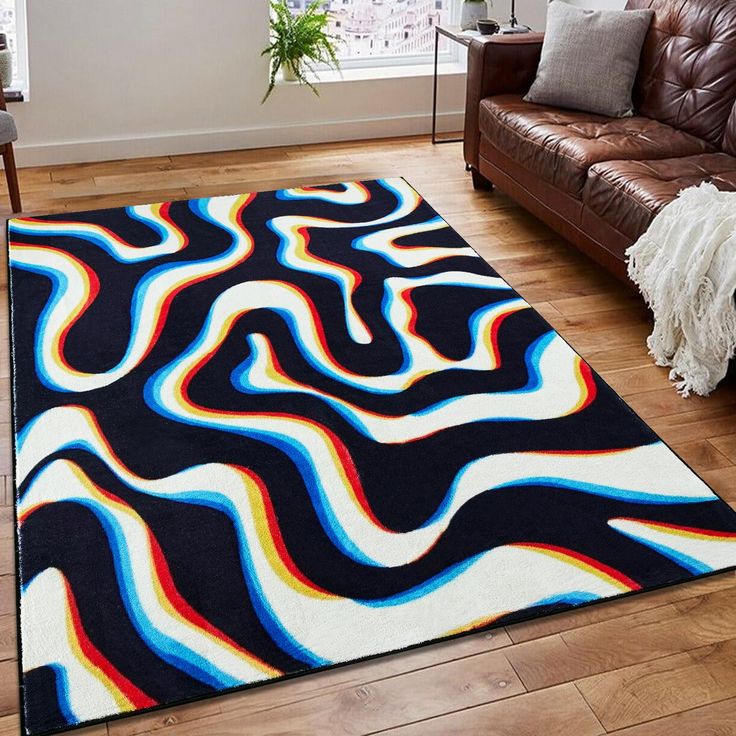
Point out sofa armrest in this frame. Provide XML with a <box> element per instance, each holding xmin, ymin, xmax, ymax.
<box><xmin>463</xmin><ymin>33</ymin><xmax>544</xmax><ymax>170</ymax></box>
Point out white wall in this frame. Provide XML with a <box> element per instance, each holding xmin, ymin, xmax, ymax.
<box><xmin>11</xmin><ymin>0</ymin><xmax>550</xmax><ymax>167</ymax></box>
<box><xmin>515</xmin><ymin>0</ymin><xmax>549</xmax><ymax>31</ymax></box>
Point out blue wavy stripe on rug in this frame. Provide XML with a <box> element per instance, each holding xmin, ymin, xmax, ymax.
<box><xmin>8</xmin><ymin>177</ymin><xmax>736</xmax><ymax>736</ymax></box>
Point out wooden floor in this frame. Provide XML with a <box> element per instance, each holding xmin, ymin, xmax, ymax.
<box><xmin>1</xmin><ymin>137</ymin><xmax>735</xmax><ymax>736</ymax></box>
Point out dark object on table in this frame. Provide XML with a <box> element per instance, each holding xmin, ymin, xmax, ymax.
<box><xmin>477</xmin><ymin>19</ymin><xmax>500</xmax><ymax>35</ymax></box>
<box><xmin>501</xmin><ymin>0</ymin><xmax>531</xmax><ymax>33</ymax></box>
<box><xmin>463</xmin><ymin>0</ymin><xmax>736</xmax><ymax>285</ymax></box>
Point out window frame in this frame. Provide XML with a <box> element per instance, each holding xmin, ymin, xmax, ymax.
<box><xmin>13</xmin><ymin>0</ymin><xmax>28</xmax><ymax>92</ymax></box>
<box><xmin>0</xmin><ymin>0</ymin><xmax>29</xmax><ymax>94</ymax></box>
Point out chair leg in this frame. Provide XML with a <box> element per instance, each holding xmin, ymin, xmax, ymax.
<box><xmin>3</xmin><ymin>143</ymin><xmax>21</xmax><ymax>213</ymax></box>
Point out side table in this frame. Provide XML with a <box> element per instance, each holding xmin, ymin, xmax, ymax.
<box><xmin>432</xmin><ymin>25</ymin><xmax>477</xmax><ymax>145</ymax></box>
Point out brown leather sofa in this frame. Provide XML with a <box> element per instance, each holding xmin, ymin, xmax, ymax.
<box><xmin>463</xmin><ymin>0</ymin><xmax>736</xmax><ymax>282</ymax></box>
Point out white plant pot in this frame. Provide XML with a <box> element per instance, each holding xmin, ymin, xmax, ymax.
<box><xmin>282</xmin><ymin>62</ymin><xmax>298</xmax><ymax>82</ymax></box>
<box><xmin>460</xmin><ymin>1</ymin><xmax>489</xmax><ymax>31</ymax></box>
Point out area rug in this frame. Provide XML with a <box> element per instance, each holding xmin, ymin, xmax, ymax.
<box><xmin>8</xmin><ymin>178</ymin><xmax>736</xmax><ymax>736</ymax></box>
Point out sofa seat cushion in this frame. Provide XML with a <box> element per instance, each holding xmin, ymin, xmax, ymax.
<box><xmin>583</xmin><ymin>153</ymin><xmax>736</xmax><ymax>242</ymax></box>
<box><xmin>479</xmin><ymin>94</ymin><xmax>715</xmax><ymax>196</ymax></box>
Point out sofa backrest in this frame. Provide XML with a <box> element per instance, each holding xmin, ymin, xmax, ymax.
<box><xmin>724</xmin><ymin>103</ymin><xmax>736</xmax><ymax>156</ymax></box>
<box><xmin>625</xmin><ymin>0</ymin><xmax>736</xmax><ymax>146</ymax></box>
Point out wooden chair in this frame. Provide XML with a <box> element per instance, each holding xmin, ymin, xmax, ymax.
<box><xmin>0</xmin><ymin>86</ymin><xmax>21</xmax><ymax>213</ymax></box>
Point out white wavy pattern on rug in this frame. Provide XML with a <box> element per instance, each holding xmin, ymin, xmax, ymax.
<box><xmin>19</xmin><ymin>457</ymin><xmax>636</xmax><ymax>681</ymax></box>
<box><xmin>9</xmin><ymin>195</ymin><xmax>255</xmax><ymax>393</ymax></box>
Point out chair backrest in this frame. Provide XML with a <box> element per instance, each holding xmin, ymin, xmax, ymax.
<box><xmin>625</xmin><ymin>0</ymin><xmax>736</xmax><ymax>145</ymax></box>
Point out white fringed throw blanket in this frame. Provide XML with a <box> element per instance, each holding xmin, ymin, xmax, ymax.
<box><xmin>627</xmin><ymin>182</ymin><xmax>736</xmax><ymax>397</ymax></box>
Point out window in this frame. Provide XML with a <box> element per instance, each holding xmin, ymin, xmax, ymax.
<box><xmin>287</xmin><ymin>0</ymin><xmax>459</xmax><ymax>68</ymax></box>
<box><xmin>0</xmin><ymin>0</ymin><xmax>28</xmax><ymax>90</ymax></box>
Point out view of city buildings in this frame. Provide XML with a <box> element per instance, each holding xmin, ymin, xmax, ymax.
<box><xmin>287</xmin><ymin>0</ymin><xmax>455</xmax><ymax>60</ymax></box>
<box><xmin>0</xmin><ymin>0</ymin><xmax>17</xmax><ymax>77</ymax></box>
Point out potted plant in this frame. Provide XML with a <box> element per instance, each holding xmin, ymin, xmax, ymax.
<box><xmin>460</xmin><ymin>0</ymin><xmax>491</xmax><ymax>31</ymax></box>
<box><xmin>262</xmin><ymin>0</ymin><xmax>341</xmax><ymax>103</ymax></box>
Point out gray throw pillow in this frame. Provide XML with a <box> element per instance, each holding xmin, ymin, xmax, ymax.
<box><xmin>524</xmin><ymin>1</ymin><xmax>653</xmax><ymax>118</ymax></box>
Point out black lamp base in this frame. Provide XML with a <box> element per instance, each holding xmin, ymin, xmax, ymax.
<box><xmin>502</xmin><ymin>0</ymin><xmax>531</xmax><ymax>34</ymax></box>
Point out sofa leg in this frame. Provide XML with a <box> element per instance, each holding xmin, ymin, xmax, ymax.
<box><xmin>471</xmin><ymin>168</ymin><xmax>493</xmax><ymax>191</ymax></box>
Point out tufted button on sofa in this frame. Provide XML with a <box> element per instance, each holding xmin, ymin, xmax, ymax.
<box><xmin>463</xmin><ymin>0</ymin><xmax>736</xmax><ymax>282</ymax></box>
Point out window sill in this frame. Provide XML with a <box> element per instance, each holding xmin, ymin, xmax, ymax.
<box><xmin>277</xmin><ymin>60</ymin><xmax>467</xmax><ymax>88</ymax></box>
<box><xmin>4</xmin><ymin>89</ymin><xmax>25</xmax><ymax>103</ymax></box>
<box><xmin>4</xmin><ymin>82</ymin><xmax>29</xmax><ymax>103</ymax></box>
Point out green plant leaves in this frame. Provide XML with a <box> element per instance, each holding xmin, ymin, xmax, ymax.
<box><xmin>262</xmin><ymin>0</ymin><xmax>342</xmax><ymax>103</ymax></box>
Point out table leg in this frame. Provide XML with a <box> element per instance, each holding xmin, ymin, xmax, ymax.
<box><xmin>432</xmin><ymin>28</ymin><xmax>464</xmax><ymax>145</ymax></box>
<box><xmin>432</xmin><ymin>28</ymin><xmax>439</xmax><ymax>144</ymax></box>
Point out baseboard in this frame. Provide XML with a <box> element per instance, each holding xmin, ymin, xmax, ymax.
<box><xmin>13</xmin><ymin>111</ymin><xmax>465</xmax><ymax>167</ymax></box>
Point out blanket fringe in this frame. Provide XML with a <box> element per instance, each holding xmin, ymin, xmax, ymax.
<box><xmin>627</xmin><ymin>183</ymin><xmax>736</xmax><ymax>397</ymax></box>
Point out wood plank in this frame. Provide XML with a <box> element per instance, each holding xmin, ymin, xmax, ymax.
<box><xmin>0</xmin><ymin>614</ymin><xmax>16</xmax><ymax>662</ymax></box>
<box><xmin>607</xmin><ymin>696</ymin><xmax>736</xmax><ymax>735</ymax></box>
<box><xmin>186</xmin><ymin>175</ymin><xmax>387</xmax><ymax>200</ymax></box>
<box><xmin>0</xmin><ymin>714</ymin><xmax>107</xmax><ymax>736</ymax></box>
<box><xmin>463</xmin><ymin>236</ymin><xmax>561</xmax><ymax>261</ymax></box>
<box><xmin>535</xmin><ymin>306</ymin><xmax>651</xmax><ymax>339</ymax></box>
<box><xmin>625</xmin><ymin>386</ymin><xmax>736</xmax><ymax>421</ymax></box>
<box><xmin>484</xmin><ymin>250</ymin><xmax>580</xmax><ymax>276</ymax></box>
<box><xmin>0</xmin><ymin>425</ymin><xmax>10</xmax><ymax>478</ymax></box>
<box><xmin>0</xmin><ymin>659</ymin><xmax>17</xmax><ymax>716</ymax></box>
<box><xmin>0</xmin><ymin>576</ymin><xmax>15</xmax><ymax>617</ymax></box>
<box><xmin>108</xmin><ymin>699</ymin><xmax>221</xmax><ymax>736</ymax></box>
<box><xmin>700</xmin><ymin>466</ymin><xmax>736</xmax><ymax>504</ymax></box>
<box><xmin>109</xmin><ymin>628</ymin><xmax>513</xmax><ymax>736</ymax></box>
<box><xmin>171</xmin><ymin>147</ymin><xmax>293</xmax><ymax>169</ymax></box>
<box><xmin>60</xmin><ymin>189</ymin><xmax>190</xmax><ymax>214</ymax></box>
<box><xmin>465</xmin><ymin>216</ymin><xmax>557</xmax><ymax>247</ymax></box>
<box><xmin>50</xmin><ymin>155</ymin><xmax>175</xmax><ymax>181</ymax></box>
<box><xmin>0</xmin><ymin>328</ymin><xmax>9</xmax><ymax>381</ymax></box>
<box><xmin>583</xmin><ymin>344</ymin><xmax>657</xmax><ymax>374</ymax></box>
<box><xmin>559</xmin><ymin>325</ymin><xmax>649</xmax><ymax>357</ymax></box>
<box><xmin>124</xmin><ymin>650</ymin><xmax>523</xmax><ymax>736</ymax></box>
<box><xmin>709</xmin><ymin>433</ymin><xmax>736</xmax><ymax>464</ymax></box>
<box><xmin>506</xmin><ymin>572</ymin><xmax>736</xmax><ymax>643</ymax></box>
<box><xmin>649</xmin><ymin>405</ymin><xmax>736</xmax><ymax>445</ymax></box>
<box><xmin>602</xmin><ymin>364</ymin><xmax>672</xmax><ymax>397</ymax></box>
<box><xmin>89</xmin><ymin>168</ymin><xmax>206</xmax><ymax>194</ymax></box>
<box><xmin>669</xmin><ymin>440</ymin><xmax>733</xmax><ymax>472</ymax></box>
<box><xmin>197</xmin><ymin>161</ymin><xmax>357</xmax><ymax>187</ymax></box>
<box><xmin>507</xmin><ymin>586</ymin><xmax>736</xmax><ymax>690</ymax></box>
<box><xmin>505</xmin><ymin>265</ymin><xmax>621</xmax><ymax>303</ymax></box>
<box><xmin>550</xmin><ymin>290</ymin><xmax>643</xmax><ymax>316</ymax></box>
<box><xmin>0</xmin><ymin>507</ymin><xmax>13</xmax><ymax>576</ymax></box>
<box><xmin>382</xmin><ymin>684</ymin><xmax>604</xmax><ymax>736</ymax></box>
<box><xmin>577</xmin><ymin>639</ymin><xmax>736</xmax><ymax>731</ymax></box>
